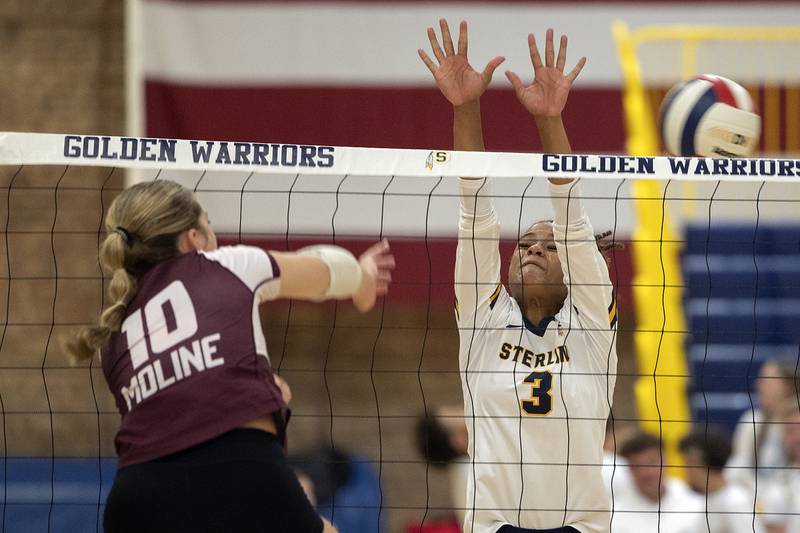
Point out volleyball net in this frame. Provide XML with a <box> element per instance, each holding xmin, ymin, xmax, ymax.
<box><xmin>1</xmin><ymin>131</ymin><xmax>800</xmax><ymax>532</ymax></box>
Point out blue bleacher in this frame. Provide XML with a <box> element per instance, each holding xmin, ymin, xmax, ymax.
<box><xmin>683</xmin><ymin>224</ymin><xmax>800</xmax><ymax>433</ymax></box>
<box><xmin>0</xmin><ymin>458</ymin><xmax>116</xmax><ymax>533</ymax></box>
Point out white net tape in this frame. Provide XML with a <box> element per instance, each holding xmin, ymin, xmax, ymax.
<box><xmin>2</xmin><ymin>131</ymin><xmax>800</xmax><ymax>532</ymax></box>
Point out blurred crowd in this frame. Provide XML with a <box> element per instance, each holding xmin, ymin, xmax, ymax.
<box><xmin>414</xmin><ymin>358</ymin><xmax>800</xmax><ymax>533</ymax></box>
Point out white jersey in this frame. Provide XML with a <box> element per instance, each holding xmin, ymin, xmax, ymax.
<box><xmin>690</xmin><ymin>483</ymin><xmax>766</xmax><ymax>533</ymax></box>
<box><xmin>610</xmin><ymin>478</ymin><xmax>704</xmax><ymax>533</ymax></box>
<box><xmin>727</xmin><ymin>408</ymin><xmax>787</xmax><ymax>490</ymax></box>
<box><xmin>456</xmin><ymin>179</ymin><xmax>618</xmax><ymax>533</ymax></box>
<box><xmin>762</xmin><ymin>467</ymin><xmax>800</xmax><ymax>533</ymax></box>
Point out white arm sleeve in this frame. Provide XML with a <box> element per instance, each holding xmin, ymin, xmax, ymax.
<box><xmin>455</xmin><ymin>177</ymin><xmax>506</xmax><ymax>328</ymax></box>
<box><xmin>550</xmin><ymin>180</ymin><xmax>616</xmax><ymax>331</ymax></box>
<box><xmin>201</xmin><ymin>245</ymin><xmax>280</xmax><ymax>303</ymax></box>
<box><xmin>459</xmin><ymin>177</ymin><xmax>494</xmax><ymax>225</ymax></box>
<box><xmin>297</xmin><ymin>244</ymin><xmax>362</xmax><ymax>299</ymax></box>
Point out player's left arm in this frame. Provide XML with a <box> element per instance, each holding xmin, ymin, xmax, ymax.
<box><xmin>506</xmin><ymin>27</ymin><xmax>585</xmax><ymax>174</ymax></box>
<box><xmin>509</xmin><ymin>30</ymin><xmax>614</xmax><ymax>328</ymax></box>
<box><xmin>549</xmin><ymin>182</ymin><xmax>616</xmax><ymax>330</ymax></box>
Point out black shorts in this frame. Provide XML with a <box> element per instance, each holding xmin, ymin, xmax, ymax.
<box><xmin>498</xmin><ymin>526</ymin><xmax>580</xmax><ymax>533</ymax></box>
<box><xmin>104</xmin><ymin>429</ymin><xmax>323</xmax><ymax>533</ymax></box>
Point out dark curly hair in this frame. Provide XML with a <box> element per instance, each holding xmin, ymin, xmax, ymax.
<box><xmin>415</xmin><ymin>414</ymin><xmax>460</xmax><ymax>466</ymax></box>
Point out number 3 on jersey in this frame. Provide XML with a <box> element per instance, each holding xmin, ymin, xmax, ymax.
<box><xmin>521</xmin><ymin>371</ymin><xmax>553</xmax><ymax>415</ymax></box>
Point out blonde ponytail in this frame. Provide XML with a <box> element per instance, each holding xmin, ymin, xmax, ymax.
<box><xmin>65</xmin><ymin>180</ymin><xmax>202</xmax><ymax>363</ymax></box>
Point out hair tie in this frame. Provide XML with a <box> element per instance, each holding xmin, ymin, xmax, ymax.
<box><xmin>114</xmin><ymin>226</ymin><xmax>133</xmax><ymax>245</ymax></box>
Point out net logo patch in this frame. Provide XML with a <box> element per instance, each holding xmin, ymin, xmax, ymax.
<box><xmin>425</xmin><ymin>151</ymin><xmax>450</xmax><ymax>170</ymax></box>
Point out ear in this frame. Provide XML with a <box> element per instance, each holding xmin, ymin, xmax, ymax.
<box><xmin>177</xmin><ymin>228</ymin><xmax>204</xmax><ymax>253</ymax></box>
<box><xmin>187</xmin><ymin>228</ymin><xmax>207</xmax><ymax>251</ymax></box>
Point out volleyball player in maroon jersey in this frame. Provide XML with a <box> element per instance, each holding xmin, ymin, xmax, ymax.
<box><xmin>67</xmin><ymin>180</ymin><xmax>395</xmax><ymax>533</ymax></box>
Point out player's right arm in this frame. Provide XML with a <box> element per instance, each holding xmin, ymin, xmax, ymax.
<box><xmin>419</xmin><ymin>19</ymin><xmax>506</xmax><ymax>325</ymax></box>
<box><xmin>272</xmin><ymin>240</ymin><xmax>394</xmax><ymax>312</ymax></box>
<box><xmin>207</xmin><ymin>241</ymin><xmax>394</xmax><ymax>313</ymax></box>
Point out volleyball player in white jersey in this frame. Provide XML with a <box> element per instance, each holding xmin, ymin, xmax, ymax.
<box><xmin>420</xmin><ymin>20</ymin><xmax>618</xmax><ymax>533</ymax></box>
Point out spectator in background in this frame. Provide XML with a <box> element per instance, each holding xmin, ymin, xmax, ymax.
<box><xmin>291</xmin><ymin>445</ymin><xmax>383</xmax><ymax>533</ymax></box>
<box><xmin>611</xmin><ymin>431</ymin><xmax>704</xmax><ymax>533</ymax></box>
<box><xmin>602</xmin><ymin>417</ymin><xmax>635</xmax><ymax>502</ymax></box>
<box><xmin>729</xmin><ymin>360</ymin><xmax>798</xmax><ymax>491</ymax></box>
<box><xmin>414</xmin><ymin>405</ymin><xmax>470</xmax><ymax>529</ymax></box>
<box><xmin>761</xmin><ymin>400</ymin><xmax>800</xmax><ymax>533</ymax></box>
<box><xmin>680</xmin><ymin>426</ymin><xmax>766</xmax><ymax>533</ymax></box>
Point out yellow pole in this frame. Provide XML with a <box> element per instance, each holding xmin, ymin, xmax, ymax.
<box><xmin>631</xmin><ymin>180</ymin><xmax>692</xmax><ymax>475</ymax></box>
<box><xmin>612</xmin><ymin>21</ymin><xmax>691</xmax><ymax>475</ymax></box>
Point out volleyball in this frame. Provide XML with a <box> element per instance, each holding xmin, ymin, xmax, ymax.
<box><xmin>659</xmin><ymin>74</ymin><xmax>761</xmax><ymax>157</ymax></box>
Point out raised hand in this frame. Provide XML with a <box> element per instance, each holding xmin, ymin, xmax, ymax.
<box><xmin>419</xmin><ymin>19</ymin><xmax>505</xmax><ymax>107</ymax></box>
<box><xmin>505</xmin><ymin>29</ymin><xmax>586</xmax><ymax>117</ymax></box>
<box><xmin>352</xmin><ymin>239</ymin><xmax>395</xmax><ymax>312</ymax></box>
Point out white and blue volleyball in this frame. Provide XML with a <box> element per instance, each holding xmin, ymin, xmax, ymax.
<box><xmin>659</xmin><ymin>74</ymin><xmax>761</xmax><ymax>157</ymax></box>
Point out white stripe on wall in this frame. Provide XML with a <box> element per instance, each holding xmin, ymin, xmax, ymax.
<box><xmin>140</xmin><ymin>1</ymin><xmax>800</xmax><ymax>87</ymax></box>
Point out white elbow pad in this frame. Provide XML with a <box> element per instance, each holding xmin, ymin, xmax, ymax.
<box><xmin>297</xmin><ymin>245</ymin><xmax>363</xmax><ymax>299</ymax></box>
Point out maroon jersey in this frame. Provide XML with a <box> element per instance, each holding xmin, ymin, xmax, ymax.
<box><xmin>102</xmin><ymin>245</ymin><xmax>285</xmax><ymax>468</ymax></box>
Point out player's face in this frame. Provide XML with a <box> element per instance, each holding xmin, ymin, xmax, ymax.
<box><xmin>508</xmin><ymin>221</ymin><xmax>566</xmax><ymax>304</ymax></box>
<box><xmin>757</xmin><ymin>362</ymin><xmax>791</xmax><ymax>415</ymax></box>
<box><xmin>681</xmin><ymin>448</ymin><xmax>708</xmax><ymax>494</ymax></box>
<box><xmin>627</xmin><ymin>447</ymin><xmax>663</xmax><ymax>502</ymax></box>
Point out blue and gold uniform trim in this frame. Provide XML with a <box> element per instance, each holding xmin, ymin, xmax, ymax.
<box><xmin>488</xmin><ymin>283</ymin><xmax>503</xmax><ymax>310</ymax></box>
<box><xmin>454</xmin><ymin>282</ymin><xmax>501</xmax><ymax>320</ymax></box>
<box><xmin>608</xmin><ymin>293</ymin><xmax>618</xmax><ymax>329</ymax></box>
<box><xmin>520</xmin><ymin>371</ymin><xmax>553</xmax><ymax>416</ymax></box>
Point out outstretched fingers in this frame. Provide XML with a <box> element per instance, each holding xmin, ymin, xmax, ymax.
<box><xmin>426</xmin><ymin>26</ymin><xmax>445</xmax><ymax>63</ymax></box>
<box><xmin>482</xmin><ymin>55</ymin><xmax>506</xmax><ymax>84</ymax></box>
<box><xmin>566</xmin><ymin>56</ymin><xmax>587</xmax><ymax>83</ymax></box>
<box><xmin>556</xmin><ymin>34</ymin><xmax>568</xmax><ymax>72</ymax></box>
<box><xmin>439</xmin><ymin>18</ymin><xmax>456</xmax><ymax>56</ymax></box>
<box><xmin>418</xmin><ymin>48</ymin><xmax>437</xmax><ymax>74</ymax></box>
<box><xmin>505</xmin><ymin>70</ymin><xmax>524</xmax><ymax>95</ymax></box>
<box><xmin>528</xmin><ymin>33</ymin><xmax>543</xmax><ymax>70</ymax></box>
<box><xmin>544</xmin><ymin>28</ymin><xmax>555</xmax><ymax>67</ymax></box>
<box><xmin>457</xmin><ymin>20</ymin><xmax>468</xmax><ymax>56</ymax></box>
